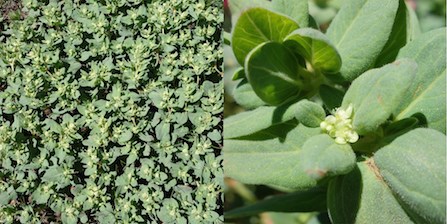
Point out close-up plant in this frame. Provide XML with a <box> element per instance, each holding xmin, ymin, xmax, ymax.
<box><xmin>224</xmin><ymin>0</ymin><xmax>446</xmax><ymax>223</ymax></box>
<box><xmin>0</xmin><ymin>0</ymin><xmax>223</xmax><ymax>223</ymax></box>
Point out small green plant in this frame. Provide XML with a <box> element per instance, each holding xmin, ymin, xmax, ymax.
<box><xmin>0</xmin><ymin>0</ymin><xmax>223</xmax><ymax>223</ymax></box>
<box><xmin>224</xmin><ymin>0</ymin><xmax>446</xmax><ymax>223</ymax></box>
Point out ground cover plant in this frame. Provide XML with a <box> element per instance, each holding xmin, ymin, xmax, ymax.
<box><xmin>0</xmin><ymin>0</ymin><xmax>223</xmax><ymax>223</ymax></box>
<box><xmin>224</xmin><ymin>0</ymin><xmax>446</xmax><ymax>223</ymax></box>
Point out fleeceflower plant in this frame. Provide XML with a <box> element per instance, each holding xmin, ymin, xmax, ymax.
<box><xmin>320</xmin><ymin>104</ymin><xmax>359</xmax><ymax>144</ymax></box>
<box><xmin>224</xmin><ymin>1</ymin><xmax>446</xmax><ymax>223</ymax></box>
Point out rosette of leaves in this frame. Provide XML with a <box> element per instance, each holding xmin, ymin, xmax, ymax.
<box><xmin>225</xmin><ymin>0</ymin><xmax>446</xmax><ymax>223</ymax></box>
<box><xmin>0</xmin><ymin>0</ymin><xmax>223</xmax><ymax>223</ymax></box>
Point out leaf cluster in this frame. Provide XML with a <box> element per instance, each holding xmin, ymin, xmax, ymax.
<box><xmin>0</xmin><ymin>0</ymin><xmax>223</xmax><ymax>223</ymax></box>
<box><xmin>225</xmin><ymin>0</ymin><xmax>446</xmax><ymax>223</ymax></box>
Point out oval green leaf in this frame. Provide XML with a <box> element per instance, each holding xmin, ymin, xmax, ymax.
<box><xmin>374</xmin><ymin>128</ymin><xmax>446</xmax><ymax>224</ymax></box>
<box><xmin>232</xmin><ymin>7</ymin><xmax>299</xmax><ymax>65</ymax></box>
<box><xmin>245</xmin><ymin>42</ymin><xmax>302</xmax><ymax>105</ymax></box>
<box><xmin>395</xmin><ymin>28</ymin><xmax>446</xmax><ymax>133</ymax></box>
<box><xmin>224</xmin><ymin>123</ymin><xmax>321</xmax><ymax>189</ymax></box>
<box><xmin>326</xmin><ymin>0</ymin><xmax>399</xmax><ymax>80</ymax></box>
<box><xmin>327</xmin><ymin>161</ymin><xmax>413</xmax><ymax>224</ymax></box>
<box><xmin>224</xmin><ymin>100</ymin><xmax>302</xmax><ymax>139</ymax></box>
<box><xmin>294</xmin><ymin>99</ymin><xmax>326</xmax><ymax>127</ymax></box>
<box><xmin>299</xmin><ymin>134</ymin><xmax>356</xmax><ymax>180</ymax></box>
<box><xmin>272</xmin><ymin>0</ymin><xmax>309</xmax><ymax>27</ymax></box>
<box><xmin>342</xmin><ymin>59</ymin><xmax>418</xmax><ymax>135</ymax></box>
<box><xmin>225</xmin><ymin>124</ymin><xmax>356</xmax><ymax>189</ymax></box>
<box><xmin>284</xmin><ymin>28</ymin><xmax>341</xmax><ymax>74</ymax></box>
<box><xmin>232</xmin><ymin>79</ymin><xmax>267</xmax><ymax>109</ymax></box>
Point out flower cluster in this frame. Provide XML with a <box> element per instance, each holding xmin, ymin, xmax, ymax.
<box><xmin>320</xmin><ymin>104</ymin><xmax>359</xmax><ymax>144</ymax></box>
<box><xmin>0</xmin><ymin>0</ymin><xmax>223</xmax><ymax>223</ymax></box>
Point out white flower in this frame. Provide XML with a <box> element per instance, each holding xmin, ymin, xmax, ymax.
<box><xmin>320</xmin><ymin>104</ymin><xmax>359</xmax><ymax>144</ymax></box>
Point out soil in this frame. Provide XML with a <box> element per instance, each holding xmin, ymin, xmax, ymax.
<box><xmin>0</xmin><ymin>0</ymin><xmax>23</xmax><ymax>21</ymax></box>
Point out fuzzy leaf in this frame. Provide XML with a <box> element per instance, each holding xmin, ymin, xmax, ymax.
<box><xmin>326</xmin><ymin>0</ymin><xmax>399</xmax><ymax>80</ymax></box>
<box><xmin>327</xmin><ymin>161</ymin><xmax>413</xmax><ymax>224</ymax></box>
<box><xmin>224</xmin><ymin>101</ymin><xmax>302</xmax><ymax>139</ymax></box>
<box><xmin>272</xmin><ymin>0</ymin><xmax>308</xmax><ymax>27</ymax></box>
<box><xmin>224</xmin><ymin>123</ymin><xmax>323</xmax><ymax>189</ymax></box>
<box><xmin>294</xmin><ymin>99</ymin><xmax>326</xmax><ymax>127</ymax></box>
<box><xmin>299</xmin><ymin>135</ymin><xmax>356</xmax><ymax>180</ymax></box>
<box><xmin>342</xmin><ymin>59</ymin><xmax>417</xmax><ymax>135</ymax></box>
<box><xmin>395</xmin><ymin>28</ymin><xmax>446</xmax><ymax>133</ymax></box>
<box><xmin>232</xmin><ymin>79</ymin><xmax>266</xmax><ymax>109</ymax></box>
<box><xmin>375</xmin><ymin>128</ymin><xmax>446</xmax><ymax>224</ymax></box>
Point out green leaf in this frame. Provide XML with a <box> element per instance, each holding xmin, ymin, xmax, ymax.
<box><xmin>61</xmin><ymin>212</ymin><xmax>78</xmax><ymax>224</ymax></box>
<box><xmin>67</xmin><ymin>59</ymin><xmax>82</xmax><ymax>74</ymax></box>
<box><xmin>224</xmin><ymin>31</ymin><xmax>231</xmax><ymax>45</ymax></box>
<box><xmin>327</xmin><ymin>161</ymin><xmax>413</xmax><ymax>224</ymax></box>
<box><xmin>374</xmin><ymin>0</ymin><xmax>408</xmax><ymax>67</ymax></box>
<box><xmin>118</xmin><ymin>130</ymin><xmax>133</xmax><ymax>143</ymax></box>
<box><xmin>80</xmin><ymin>51</ymin><xmax>92</xmax><ymax>62</ymax></box>
<box><xmin>294</xmin><ymin>99</ymin><xmax>326</xmax><ymax>127</ymax></box>
<box><xmin>224</xmin><ymin>123</ymin><xmax>321</xmax><ymax>189</ymax></box>
<box><xmin>225</xmin><ymin>188</ymin><xmax>326</xmax><ymax>219</ymax></box>
<box><xmin>42</xmin><ymin>166</ymin><xmax>65</xmax><ymax>183</ymax></box>
<box><xmin>319</xmin><ymin>85</ymin><xmax>344</xmax><ymax>110</ymax></box>
<box><xmin>383</xmin><ymin>117</ymin><xmax>419</xmax><ymax>136</ymax></box>
<box><xmin>272</xmin><ymin>0</ymin><xmax>308</xmax><ymax>27</ymax></box>
<box><xmin>342</xmin><ymin>59</ymin><xmax>417</xmax><ymax>135</ymax></box>
<box><xmin>395</xmin><ymin>28</ymin><xmax>446</xmax><ymax>133</ymax></box>
<box><xmin>0</xmin><ymin>186</ymin><xmax>17</xmax><ymax>206</ymax></box>
<box><xmin>32</xmin><ymin>186</ymin><xmax>52</xmax><ymax>204</ymax></box>
<box><xmin>284</xmin><ymin>28</ymin><xmax>341</xmax><ymax>74</ymax></box>
<box><xmin>231</xmin><ymin>67</ymin><xmax>245</xmax><ymax>80</ymax></box>
<box><xmin>225</xmin><ymin>126</ymin><xmax>356</xmax><ymax>189</ymax></box>
<box><xmin>228</xmin><ymin>0</ymin><xmax>272</xmax><ymax>23</ymax></box>
<box><xmin>405</xmin><ymin>2</ymin><xmax>421</xmax><ymax>41</ymax></box>
<box><xmin>207</xmin><ymin>130</ymin><xmax>222</xmax><ymax>143</ymax></box>
<box><xmin>233</xmin><ymin>79</ymin><xmax>267</xmax><ymax>110</ymax></box>
<box><xmin>326</xmin><ymin>0</ymin><xmax>399</xmax><ymax>80</ymax></box>
<box><xmin>374</xmin><ymin>128</ymin><xmax>446</xmax><ymax>224</ymax></box>
<box><xmin>245</xmin><ymin>42</ymin><xmax>302</xmax><ymax>105</ymax></box>
<box><xmin>224</xmin><ymin>101</ymin><xmax>302</xmax><ymax>139</ymax></box>
<box><xmin>309</xmin><ymin>1</ymin><xmax>337</xmax><ymax>26</ymax></box>
<box><xmin>232</xmin><ymin>7</ymin><xmax>299</xmax><ymax>65</ymax></box>
<box><xmin>299</xmin><ymin>135</ymin><xmax>356</xmax><ymax>180</ymax></box>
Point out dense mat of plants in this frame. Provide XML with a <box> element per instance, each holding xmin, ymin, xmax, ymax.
<box><xmin>0</xmin><ymin>0</ymin><xmax>223</xmax><ymax>223</ymax></box>
<box><xmin>224</xmin><ymin>0</ymin><xmax>445</xmax><ymax>223</ymax></box>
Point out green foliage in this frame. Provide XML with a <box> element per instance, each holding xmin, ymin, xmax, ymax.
<box><xmin>328</xmin><ymin>161</ymin><xmax>413</xmax><ymax>224</ymax></box>
<box><xmin>395</xmin><ymin>28</ymin><xmax>446</xmax><ymax>133</ymax></box>
<box><xmin>245</xmin><ymin>42</ymin><xmax>303</xmax><ymax>105</ymax></box>
<box><xmin>0</xmin><ymin>0</ymin><xmax>223</xmax><ymax>223</ymax></box>
<box><xmin>375</xmin><ymin>128</ymin><xmax>446</xmax><ymax>224</ymax></box>
<box><xmin>294</xmin><ymin>99</ymin><xmax>325</xmax><ymax>128</ymax></box>
<box><xmin>225</xmin><ymin>0</ymin><xmax>446</xmax><ymax>223</ymax></box>
<box><xmin>284</xmin><ymin>28</ymin><xmax>341</xmax><ymax>74</ymax></box>
<box><xmin>231</xmin><ymin>7</ymin><xmax>299</xmax><ymax>65</ymax></box>
<box><xmin>326</xmin><ymin>0</ymin><xmax>399</xmax><ymax>81</ymax></box>
<box><xmin>226</xmin><ymin>188</ymin><xmax>326</xmax><ymax>218</ymax></box>
<box><xmin>341</xmin><ymin>59</ymin><xmax>417</xmax><ymax>135</ymax></box>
